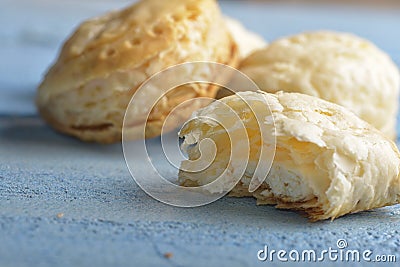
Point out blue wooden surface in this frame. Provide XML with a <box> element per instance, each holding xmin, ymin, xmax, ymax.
<box><xmin>0</xmin><ymin>1</ymin><xmax>399</xmax><ymax>266</ymax></box>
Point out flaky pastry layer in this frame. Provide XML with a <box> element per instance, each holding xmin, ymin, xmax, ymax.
<box><xmin>179</xmin><ymin>91</ymin><xmax>400</xmax><ymax>221</ymax></box>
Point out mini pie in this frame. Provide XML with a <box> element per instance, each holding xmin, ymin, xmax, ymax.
<box><xmin>36</xmin><ymin>0</ymin><xmax>238</xmax><ymax>143</ymax></box>
<box><xmin>223</xmin><ymin>16</ymin><xmax>267</xmax><ymax>60</ymax></box>
<box><xmin>239</xmin><ymin>31</ymin><xmax>400</xmax><ymax>139</ymax></box>
<box><xmin>179</xmin><ymin>91</ymin><xmax>400</xmax><ymax>221</ymax></box>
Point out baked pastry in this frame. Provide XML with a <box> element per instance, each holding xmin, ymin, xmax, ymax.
<box><xmin>36</xmin><ymin>0</ymin><xmax>238</xmax><ymax>143</ymax></box>
<box><xmin>179</xmin><ymin>91</ymin><xmax>400</xmax><ymax>221</ymax></box>
<box><xmin>239</xmin><ymin>31</ymin><xmax>400</xmax><ymax>139</ymax></box>
<box><xmin>223</xmin><ymin>16</ymin><xmax>267</xmax><ymax>60</ymax></box>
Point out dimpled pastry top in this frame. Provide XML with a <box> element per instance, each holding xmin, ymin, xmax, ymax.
<box><xmin>37</xmin><ymin>0</ymin><xmax>238</xmax><ymax>143</ymax></box>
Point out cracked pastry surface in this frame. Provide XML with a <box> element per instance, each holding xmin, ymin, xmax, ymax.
<box><xmin>179</xmin><ymin>91</ymin><xmax>400</xmax><ymax>221</ymax></box>
<box><xmin>36</xmin><ymin>0</ymin><xmax>238</xmax><ymax>143</ymax></box>
<box><xmin>239</xmin><ymin>31</ymin><xmax>400</xmax><ymax>139</ymax></box>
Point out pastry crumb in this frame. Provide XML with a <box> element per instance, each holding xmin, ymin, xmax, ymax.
<box><xmin>164</xmin><ymin>252</ymin><xmax>173</xmax><ymax>259</ymax></box>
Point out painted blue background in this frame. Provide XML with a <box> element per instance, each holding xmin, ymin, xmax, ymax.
<box><xmin>0</xmin><ymin>1</ymin><xmax>399</xmax><ymax>266</ymax></box>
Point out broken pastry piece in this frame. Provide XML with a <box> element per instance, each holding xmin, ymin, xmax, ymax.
<box><xmin>36</xmin><ymin>0</ymin><xmax>238</xmax><ymax>143</ymax></box>
<box><xmin>179</xmin><ymin>91</ymin><xmax>400</xmax><ymax>221</ymax></box>
<box><xmin>240</xmin><ymin>31</ymin><xmax>400</xmax><ymax>139</ymax></box>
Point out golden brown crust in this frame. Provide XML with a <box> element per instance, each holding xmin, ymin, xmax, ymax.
<box><xmin>37</xmin><ymin>71</ymin><xmax>235</xmax><ymax>144</ymax></box>
<box><xmin>230</xmin><ymin>181</ymin><xmax>330</xmax><ymax>222</ymax></box>
<box><xmin>37</xmin><ymin>0</ymin><xmax>238</xmax><ymax>143</ymax></box>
